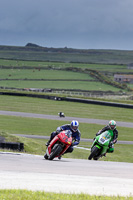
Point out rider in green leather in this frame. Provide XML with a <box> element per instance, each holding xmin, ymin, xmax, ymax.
<box><xmin>96</xmin><ymin>120</ymin><xmax>118</xmax><ymax>153</ymax></box>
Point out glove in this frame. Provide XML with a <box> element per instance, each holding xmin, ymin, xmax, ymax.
<box><xmin>56</xmin><ymin>127</ymin><xmax>63</xmax><ymax>134</ymax></box>
<box><xmin>113</xmin><ymin>139</ymin><xmax>117</xmax><ymax>144</ymax></box>
<box><xmin>72</xmin><ymin>141</ymin><xmax>79</xmax><ymax>146</ymax></box>
<box><xmin>96</xmin><ymin>130</ymin><xmax>101</xmax><ymax>136</ymax></box>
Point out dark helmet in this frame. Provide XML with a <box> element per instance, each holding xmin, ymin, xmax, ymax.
<box><xmin>70</xmin><ymin>120</ymin><xmax>79</xmax><ymax>132</ymax></box>
<box><xmin>109</xmin><ymin>120</ymin><xmax>116</xmax><ymax>130</ymax></box>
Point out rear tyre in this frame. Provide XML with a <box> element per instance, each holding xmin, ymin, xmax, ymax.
<box><xmin>88</xmin><ymin>146</ymin><xmax>100</xmax><ymax>160</ymax></box>
<box><xmin>48</xmin><ymin>144</ymin><xmax>62</xmax><ymax>160</ymax></box>
<box><xmin>93</xmin><ymin>157</ymin><xmax>99</xmax><ymax>160</ymax></box>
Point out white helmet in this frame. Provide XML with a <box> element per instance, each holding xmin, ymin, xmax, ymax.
<box><xmin>70</xmin><ymin>120</ymin><xmax>79</xmax><ymax>132</ymax></box>
<box><xmin>109</xmin><ymin>120</ymin><xmax>116</xmax><ymax>130</ymax></box>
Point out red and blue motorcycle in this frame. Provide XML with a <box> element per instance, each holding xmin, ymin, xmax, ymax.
<box><xmin>44</xmin><ymin>130</ymin><xmax>72</xmax><ymax>160</ymax></box>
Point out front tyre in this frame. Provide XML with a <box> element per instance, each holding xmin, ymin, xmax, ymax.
<box><xmin>44</xmin><ymin>153</ymin><xmax>48</xmax><ymax>160</ymax></box>
<box><xmin>49</xmin><ymin>144</ymin><xmax>62</xmax><ymax>160</ymax></box>
<box><xmin>88</xmin><ymin>146</ymin><xmax>100</xmax><ymax>160</ymax></box>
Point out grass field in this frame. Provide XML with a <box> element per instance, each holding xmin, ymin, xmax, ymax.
<box><xmin>0</xmin><ymin>189</ymin><xmax>132</xmax><ymax>200</ymax></box>
<box><xmin>0</xmin><ymin>61</ymin><xmax>127</xmax><ymax>92</ymax></box>
<box><xmin>0</xmin><ymin>59</ymin><xmax>133</xmax><ymax>92</ymax></box>
<box><xmin>0</xmin><ymin>68</ymin><xmax>94</xmax><ymax>80</ymax></box>
<box><xmin>0</xmin><ymin>80</ymin><xmax>122</xmax><ymax>91</ymax></box>
<box><xmin>0</xmin><ymin>58</ymin><xmax>133</xmax><ymax>72</ymax></box>
<box><xmin>1</xmin><ymin>46</ymin><xmax>133</xmax><ymax>65</ymax></box>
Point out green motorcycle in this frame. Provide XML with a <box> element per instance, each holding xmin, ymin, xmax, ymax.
<box><xmin>88</xmin><ymin>130</ymin><xmax>113</xmax><ymax>160</ymax></box>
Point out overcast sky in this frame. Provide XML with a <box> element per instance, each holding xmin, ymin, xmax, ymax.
<box><xmin>0</xmin><ymin>0</ymin><xmax>133</xmax><ymax>50</ymax></box>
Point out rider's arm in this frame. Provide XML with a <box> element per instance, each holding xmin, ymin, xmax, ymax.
<box><xmin>56</xmin><ymin>126</ymin><xmax>63</xmax><ymax>133</ymax></box>
<box><xmin>72</xmin><ymin>140</ymin><xmax>79</xmax><ymax>146</ymax></box>
<box><xmin>96</xmin><ymin>126</ymin><xmax>109</xmax><ymax>136</ymax></box>
<box><xmin>112</xmin><ymin>129</ymin><xmax>118</xmax><ymax>144</ymax></box>
<box><xmin>56</xmin><ymin>124</ymin><xmax>70</xmax><ymax>133</ymax></box>
<box><xmin>72</xmin><ymin>137</ymin><xmax>80</xmax><ymax>146</ymax></box>
<box><xmin>72</xmin><ymin>131</ymin><xmax>81</xmax><ymax>146</ymax></box>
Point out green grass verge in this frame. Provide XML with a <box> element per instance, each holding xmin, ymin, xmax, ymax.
<box><xmin>0</xmin><ymin>95</ymin><xmax>133</xmax><ymax>123</ymax></box>
<box><xmin>0</xmin><ymin>189</ymin><xmax>132</xmax><ymax>200</ymax></box>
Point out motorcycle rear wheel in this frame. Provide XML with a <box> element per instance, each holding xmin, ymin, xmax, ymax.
<box><xmin>88</xmin><ymin>146</ymin><xmax>100</xmax><ymax>160</ymax></box>
<box><xmin>49</xmin><ymin>144</ymin><xmax>62</xmax><ymax>160</ymax></box>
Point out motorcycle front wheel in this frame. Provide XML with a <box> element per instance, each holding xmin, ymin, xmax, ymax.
<box><xmin>88</xmin><ymin>146</ymin><xmax>100</xmax><ymax>160</ymax></box>
<box><xmin>48</xmin><ymin>144</ymin><xmax>62</xmax><ymax>160</ymax></box>
<box><xmin>44</xmin><ymin>153</ymin><xmax>48</xmax><ymax>160</ymax></box>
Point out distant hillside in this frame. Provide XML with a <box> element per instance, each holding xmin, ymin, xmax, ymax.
<box><xmin>0</xmin><ymin>44</ymin><xmax>133</xmax><ymax>64</ymax></box>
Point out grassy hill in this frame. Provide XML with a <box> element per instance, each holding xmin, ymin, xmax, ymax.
<box><xmin>1</xmin><ymin>44</ymin><xmax>133</xmax><ymax>64</ymax></box>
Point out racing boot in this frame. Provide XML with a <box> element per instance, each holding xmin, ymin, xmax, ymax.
<box><xmin>58</xmin><ymin>152</ymin><xmax>65</xmax><ymax>160</ymax></box>
<box><xmin>45</xmin><ymin>141</ymin><xmax>50</xmax><ymax>147</ymax></box>
<box><xmin>58</xmin><ymin>155</ymin><xmax>62</xmax><ymax>160</ymax></box>
<box><xmin>45</xmin><ymin>135</ymin><xmax>53</xmax><ymax>147</ymax></box>
<box><xmin>45</xmin><ymin>139</ymin><xmax>51</xmax><ymax>147</ymax></box>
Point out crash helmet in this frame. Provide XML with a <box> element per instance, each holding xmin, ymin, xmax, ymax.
<box><xmin>70</xmin><ymin>120</ymin><xmax>79</xmax><ymax>132</ymax></box>
<box><xmin>109</xmin><ymin>120</ymin><xmax>116</xmax><ymax>130</ymax></box>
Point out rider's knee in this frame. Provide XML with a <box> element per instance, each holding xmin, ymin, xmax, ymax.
<box><xmin>107</xmin><ymin>148</ymin><xmax>114</xmax><ymax>153</ymax></box>
<box><xmin>65</xmin><ymin>146</ymin><xmax>74</xmax><ymax>153</ymax></box>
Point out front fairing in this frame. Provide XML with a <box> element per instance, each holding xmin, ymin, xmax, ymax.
<box><xmin>46</xmin><ymin>130</ymin><xmax>72</xmax><ymax>158</ymax></box>
<box><xmin>91</xmin><ymin>130</ymin><xmax>113</xmax><ymax>153</ymax></box>
<box><xmin>58</xmin><ymin>130</ymin><xmax>72</xmax><ymax>145</ymax></box>
<box><xmin>98</xmin><ymin>131</ymin><xmax>112</xmax><ymax>145</ymax></box>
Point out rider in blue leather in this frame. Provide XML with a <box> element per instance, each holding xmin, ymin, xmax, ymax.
<box><xmin>46</xmin><ymin>120</ymin><xmax>81</xmax><ymax>155</ymax></box>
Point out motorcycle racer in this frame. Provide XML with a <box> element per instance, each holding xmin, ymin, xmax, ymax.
<box><xmin>96</xmin><ymin>120</ymin><xmax>118</xmax><ymax>154</ymax></box>
<box><xmin>46</xmin><ymin>120</ymin><xmax>81</xmax><ymax>157</ymax></box>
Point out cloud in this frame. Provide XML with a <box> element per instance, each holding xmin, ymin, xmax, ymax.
<box><xmin>0</xmin><ymin>0</ymin><xmax>133</xmax><ymax>49</ymax></box>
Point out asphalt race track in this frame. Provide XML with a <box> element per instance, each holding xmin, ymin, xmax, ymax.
<box><xmin>0</xmin><ymin>110</ymin><xmax>133</xmax><ymax>196</ymax></box>
<box><xmin>1</xmin><ymin>110</ymin><xmax>133</xmax><ymax>128</ymax></box>
<box><xmin>0</xmin><ymin>152</ymin><xmax>133</xmax><ymax>196</ymax></box>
